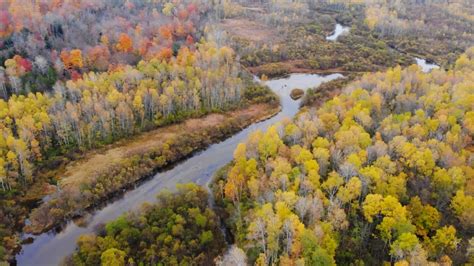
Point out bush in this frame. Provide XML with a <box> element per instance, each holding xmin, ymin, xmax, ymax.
<box><xmin>258</xmin><ymin>63</ymin><xmax>291</xmax><ymax>78</ymax></box>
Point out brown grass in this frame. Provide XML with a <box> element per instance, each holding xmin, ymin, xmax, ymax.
<box><xmin>220</xmin><ymin>19</ymin><xmax>280</xmax><ymax>43</ymax></box>
<box><xmin>59</xmin><ymin>104</ymin><xmax>275</xmax><ymax>190</ymax></box>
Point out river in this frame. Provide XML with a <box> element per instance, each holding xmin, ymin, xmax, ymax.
<box><xmin>15</xmin><ymin>73</ymin><xmax>344</xmax><ymax>266</ymax></box>
<box><xmin>415</xmin><ymin>57</ymin><xmax>440</xmax><ymax>72</ymax></box>
<box><xmin>326</xmin><ymin>23</ymin><xmax>350</xmax><ymax>41</ymax></box>
<box><xmin>326</xmin><ymin>24</ymin><xmax>439</xmax><ymax>73</ymax></box>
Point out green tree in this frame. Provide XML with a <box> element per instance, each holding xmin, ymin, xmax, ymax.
<box><xmin>100</xmin><ymin>248</ymin><xmax>125</xmax><ymax>266</ymax></box>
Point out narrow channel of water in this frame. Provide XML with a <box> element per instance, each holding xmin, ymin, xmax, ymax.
<box><xmin>415</xmin><ymin>57</ymin><xmax>440</xmax><ymax>72</ymax></box>
<box><xmin>326</xmin><ymin>23</ymin><xmax>350</xmax><ymax>41</ymax></box>
<box><xmin>16</xmin><ymin>73</ymin><xmax>343</xmax><ymax>266</ymax></box>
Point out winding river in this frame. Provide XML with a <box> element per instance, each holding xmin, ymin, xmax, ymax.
<box><xmin>16</xmin><ymin>73</ymin><xmax>343</xmax><ymax>266</ymax></box>
<box><xmin>325</xmin><ymin>24</ymin><xmax>439</xmax><ymax>74</ymax></box>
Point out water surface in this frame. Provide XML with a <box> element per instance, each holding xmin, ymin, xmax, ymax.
<box><xmin>326</xmin><ymin>23</ymin><xmax>350</xmax><ymax>41</ymax></box>
<box><xmin>415</xmin><ymin>57</ymin><xmax>440</xmax><ymax>72</ymax></box>
<box><xmin>16</xmin><ymin>73</ymin><xmax>343</xmax><ymax>266</ymax></box>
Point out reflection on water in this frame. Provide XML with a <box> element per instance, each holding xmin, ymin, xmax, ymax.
<box><xmin>415</xmin><ymin>57</ymin><xmax>440</xmax><ymax>73</ymax></box>
<box><xmin>16</xmin><ymin>73</ymin><xmax>343</xmax><ymax>266</ymax></box>
<box><xmin>326</xmin><ymin>23</ymin><xmax>350</xmax><ymax>41</ymax></box>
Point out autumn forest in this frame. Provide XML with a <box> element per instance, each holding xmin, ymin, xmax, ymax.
<box><xmin>0</xmin><ymin>0</ymin><xmax>473</xmax><ymax>266</ymax></box>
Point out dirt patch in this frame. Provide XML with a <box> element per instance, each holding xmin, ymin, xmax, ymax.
<box><xmin>220</xmin><ymin>19</ymin><xmax>280</xmax><ymax>42</ymax></box>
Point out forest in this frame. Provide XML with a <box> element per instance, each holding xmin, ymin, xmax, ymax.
<box><xmin>0</xmin><ymin>0</ymin><xmax>273</xmax><ymax>262</ymax></box>
<box><xmin>211</xmin><ymin>48</ymin><xmax>474</xmax><ymax>265</ymax></box>
<box><xmin>63</xmin><ymin>44</ymin><xmax>474</xmax><ymax>266</ymax></box>
<box><xmin>66</xmin><ymin>184</ymin><xmax>227</xmax><ymax>266</ymax></box>
<box><xmin>0</xmin><ymin>0</ymin><xmax>473</xmax><ymax>265</ymax></box>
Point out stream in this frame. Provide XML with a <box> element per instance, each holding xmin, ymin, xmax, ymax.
<box><xmin>326</xmin><ymin>23</ymin><xmax>350</xmax><ymax>41</ymax></box>
<box><xmin>325</xmin><ymin>23</ymin><xmax>439</xmax><ymax>73</ymax></box>
<box><xmin>16</xmin><ymin>73</ymin><xmax>344</xmax><ymax>266</ymax></box>
<box><xmin>415</xmin><ymin>57</ymin><xmax>440</xmax><ymax>72</ymax></box>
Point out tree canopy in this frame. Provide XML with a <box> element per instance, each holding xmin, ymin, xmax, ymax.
<box><xmin>68</xmin><ymin>183</ymin><xmax>226</xmax><ymax>266</ymax></box>
<box><xmin>212</xmin><ymin>48</ymin><xmax>474</xmax><ymax>265</ymax></box>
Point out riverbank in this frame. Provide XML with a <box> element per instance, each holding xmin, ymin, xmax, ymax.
<box><xmin>300</xmin><ymin>73</ymin><xmax>360</xmax><ymax>108</ymax></box>
<box><xmin>208</xmin><ymin>50</ymin><xmax>474</xmax><ymax>265</ymax></box>
<box><xmin>16</xmin><ymin>73</ymin><xmax>343</xmax><ymax>266</ymax></box>
<box><xmin>245</xmin><ymin>60</ymin><xmax>366</xmax><ymax>78</ymax></box>
<box><xmin>24</xmin><ymin>101</ymin><xmax>280</xmax><ymax>235</ymax></box>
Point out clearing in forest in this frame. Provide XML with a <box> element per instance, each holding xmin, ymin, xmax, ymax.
<box><xmin>220</xmin><ymin>19</ymin><xmax>280</xmax><ymax>42</ymax></box>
